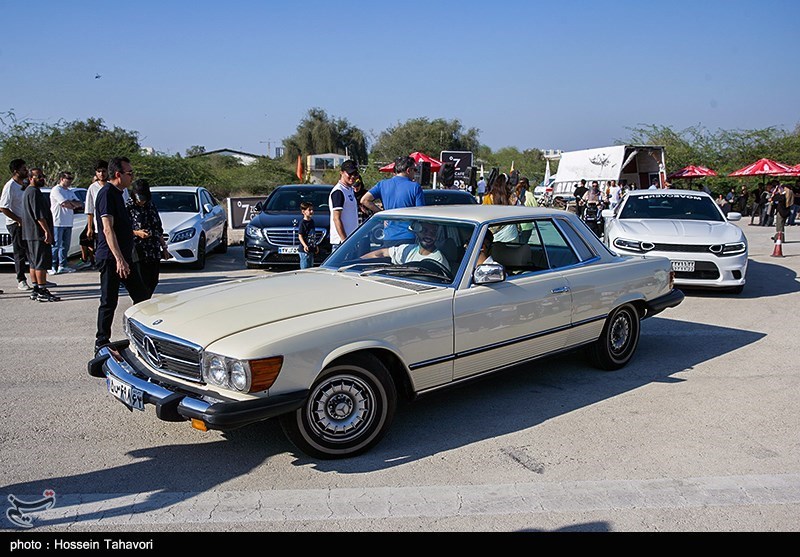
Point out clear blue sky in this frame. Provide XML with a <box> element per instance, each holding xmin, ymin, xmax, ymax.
<box><xmin>2</xmin><ymin>0</ymin><xmax>798</xmax><ymax>157</ymax></box>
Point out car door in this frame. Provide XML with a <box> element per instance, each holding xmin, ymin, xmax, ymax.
<box><xmin>452</xmin><ymin>219</ymin><xmax>574</xmax><ymax>381</ymax></box>
<box><xmin>200</xmin><ymin>189</ymin><xmax>225</xmax><ymax>247</ymax></box>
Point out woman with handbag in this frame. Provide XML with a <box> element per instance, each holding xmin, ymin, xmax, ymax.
<box><xmin>127</xmin><ymin>179</ymin><xmax>171</xmax><ymax>298</ymax></box>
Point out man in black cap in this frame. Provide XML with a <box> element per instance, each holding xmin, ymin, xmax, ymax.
<box><xmin>328</xmin><ymin>159</ymin><xmax>360</xmax><ymax>250</ymax></box>
<box><xmin>360</xmin><ymin>155</ymin><xmax>425</xmax><ymax>245</ymax></box>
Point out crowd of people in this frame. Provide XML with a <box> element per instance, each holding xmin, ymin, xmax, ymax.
<box><xmin>1</xmin><ymin>157</ymin><xmax>172</xmax><ymax>356</ymax></box>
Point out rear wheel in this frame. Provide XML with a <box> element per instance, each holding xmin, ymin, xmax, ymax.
<box><xmin>280</xmin><ymin>353</ymin><xmax>397</xmax><ymax>459</ymax></box>
<box><xmin>587</xmin><ymin>304</ymin><xmax>640</xmax><ymax>371</ymax></box>
<box><xmin>216</xmin><ymin>227</ymin><xmax>228</xmax><ymax>254</ymax></box>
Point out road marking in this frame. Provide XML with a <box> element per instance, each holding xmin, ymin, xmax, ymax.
<box><xmin>9</xmin><ymin>474</ymin><xmax>800</xmax><ymax>527</ymax></box>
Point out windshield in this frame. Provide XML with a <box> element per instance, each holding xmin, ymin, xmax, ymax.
<box><xmin>265</xmin><ymin>187</ymin><xmax>331</xmax><ymax>212</ymax></box>
<box><xmin>322</xmin><ymin>216</ymin><xmax>477</xmax><ymax>285</ymax></box>
<box><xmin>152</xmin><ymin>191</ymin><xmax>199</xmax><ymax>213</ymax></box>
<box><xmin>618</xmin><ymin>193</ymin><xmax>725</xmax><ymax>222</ymax></box>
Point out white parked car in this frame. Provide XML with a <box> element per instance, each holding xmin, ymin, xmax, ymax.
<box><xmin>89</xmin><ymin>205</ymin><xmax>684</xmax><ymax>459</ymax></box>
<box><xmin>151</xmin><ymin>186</ymin><xmax>228</xmax><ymax>270</ymax></box>
<box><xmin>602</xmin><ymin>189</ymin><xmax>748</xmax><ymax>293</ymax></box>
<box><xmin>0</xmin><ymin>187</ymin><xmax>87</xmax><ymax>266</ymax></box>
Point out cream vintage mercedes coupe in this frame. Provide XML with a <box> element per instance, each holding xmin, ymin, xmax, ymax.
<box><xmin>89</xmin><ymin>205</ymin><xmax>684</xmax><ymax>459</ymax></box>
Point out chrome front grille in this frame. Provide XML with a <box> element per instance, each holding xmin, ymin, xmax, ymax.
<box><xmin>264</xmin><ymin>228</ymin><xmax>326</xmax><ymax>246</ymax></box>
<box><xmin>127</xmin><ymin>319</ymin><xmax>203</xmax><ymax>383</ymax></box>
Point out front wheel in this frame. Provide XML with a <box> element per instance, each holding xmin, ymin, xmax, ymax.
<box><xmin>280</xmin><ymin>353</ymin><xmax>397</xmax><ymax>459</ymax></box>
<box><xmin>189</xmin><ymin>234</ymin><xmax>206</xmax><ymax>270</ymax></box>
<box><xmin>587</xmin><ymin>304</ymin><xmax>640</xmax><ymax>371</ymax></box>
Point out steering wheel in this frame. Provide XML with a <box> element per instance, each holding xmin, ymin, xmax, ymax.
<box><xmin>414</xmin><ymin>258</ymin><xmax>453</xmax><ymax>281</ymax></box>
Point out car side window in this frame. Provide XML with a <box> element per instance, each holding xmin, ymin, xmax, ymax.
<box><xmin>535</xmin><ymin>220</ymin><xmax>580</xmax><ymax>269</ymax></box>
<box><xmin>555</xmin><ymin>219</ymin><xmax>596</xmax><ymax>261</ymax></box>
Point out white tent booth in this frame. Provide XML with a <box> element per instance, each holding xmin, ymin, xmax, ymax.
<box><xmin>551</xmin><ymin>145</ymin><xmax>667</xmax><ymax>197</ymax></box>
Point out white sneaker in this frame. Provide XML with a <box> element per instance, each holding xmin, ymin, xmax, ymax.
<box><xmin>47</xmin><ymin>268</ymin><xmax>58</xmax><ymax>275</ymax></box>
<box><xmin>58</xmin><ymin>266</ymin><xmax>76</xmax><ymax>274</ymax></box>
<box><xmin>18</xmin><ymin>280</ymin><xmax>32</xmax><ymax>291</ymax></box>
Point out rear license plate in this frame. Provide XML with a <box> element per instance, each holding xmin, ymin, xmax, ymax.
<box><xmin>278</xmin><ymin>246</ymin><xmax>299</xmax><ymax>254</ymax></box>
<box><xmin>107</xmin><ymin>375</ymin><xmax>144</xmax><ymax>411</ymax></box>
<box><xmin>671</xmin><ymin>260</ymin><xmax>695</xmax><ymax>272</ymax></box>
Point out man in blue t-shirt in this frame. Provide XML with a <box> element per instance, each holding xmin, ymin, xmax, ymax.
<box><xmin>360</xmin><ymin>155</ymin><xmax>425</xmax><ymax>244</ymax></box>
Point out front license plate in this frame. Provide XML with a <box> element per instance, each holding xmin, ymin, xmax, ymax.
<box><xmin>107</xmin><ymin>375</ymin><xmax>144</xmax><ymax>411</ymax></box>
<box><xmin>671</xmin><ymin>260</ymin><xmax>695</xmax><ymax>272</ymax></box>
<box><xmin>278</xmin><ymin>246</ymin><xmax>299</xmax><ymax>254</ymax></box>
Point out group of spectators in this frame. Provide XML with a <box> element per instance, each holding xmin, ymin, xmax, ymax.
<box><xmin>1</xmin><ymin>157</ymin><xmax>171</xmax><ymax>356</ymax></box>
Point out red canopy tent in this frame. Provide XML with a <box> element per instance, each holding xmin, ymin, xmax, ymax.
<box><xmin>728</xmin><ymin>158</ymin><xmax>792</xmax><ymax>177</ymax></box>
<box><xmin>667</xmin><ymin>165</ymin><xmax>718</xmax><ymax>180</ymax></box>
<box><xmin>379</xmin><ymin>151</ymin><xmax>444</xmax><ymax>173</ymax></box>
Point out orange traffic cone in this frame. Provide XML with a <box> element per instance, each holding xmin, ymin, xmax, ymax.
<box><xmin>771</xmin><ymin>231</ymin><xmax>784</xmax><ymax>257</ymax></box>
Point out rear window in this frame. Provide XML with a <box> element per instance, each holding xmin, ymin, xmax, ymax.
<box><xmin>265</xmin><ymin>187</ymin><xmax>332</xmax><ymax>212</ymax></box>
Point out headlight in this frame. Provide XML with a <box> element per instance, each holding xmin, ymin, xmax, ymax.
<box><xmin>613</xmin><ymin>237</ymin><xmax>651</xmax><ymax>253</ymax></box>
<box><xmin>245</xmin><ymin>224</ymin><xmax>264</xmax><ymax>239</ymax></box>
<box><xmin>201</xmin><ymin>352</ymin><xmax>284</xmax><ymax>393</ymax></box>
<box><xmin>721</xmin><ymin>242</ymin><xmax>746</xmax><ymax>256</ymax></box>
<box><xmin>171</xmin><ymin>227</ymin><xmax>196</xmax><ymax>243</ymax></box>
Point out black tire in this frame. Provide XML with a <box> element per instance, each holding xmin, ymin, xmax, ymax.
<box><xmin>280</xmin><ymin>353</ymin><xmax>397</xmax><ymax>459</ymax></box>
<box><xmin>587</xmin><ymin>303</ymin><xmax>640</xmax><ymax>371</ymax></box>
<box><xmin>190</xmin><ymin>235</ymin><xmax>206</xmax><ymax>270</ymax></box>
<box><xmin>216</xmin><ymin>227</ymin><xmax>228</xmax><ymax>254</ymax></box>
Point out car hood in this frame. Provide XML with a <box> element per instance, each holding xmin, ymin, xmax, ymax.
<box><xmin>249</xmin><ymin>212</ymin><xmax>330</xmax><ymax>228</ymax></box>
<box><xmin>126</xmin><ymin>270</ymin><xmax>423</xmax><ymax>347</ymax></box>
<box><xmin>612</xmin><ymin>219</ymin><xmax>743</xmax><ymax>243</ymax></box>
<box><xmin>159</xmin><ymin>212</ymin><xmax>199</xmax><ymax>233</ymax></box>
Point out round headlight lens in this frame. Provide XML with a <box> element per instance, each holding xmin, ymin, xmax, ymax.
<box><xmin>230</xmin><ymin>361</ymin><xmax>248</xmax><ymax>391</ymax></box>
<box><xmin>209</xmin><ymin>356</ymin><xmax>228</xmax><ymax>386</ymax></box>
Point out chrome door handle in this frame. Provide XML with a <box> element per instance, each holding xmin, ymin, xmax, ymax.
<box><xmin>551</xmin><ymin>286</ymin><xmax>570</xmax><ymax>294</ymax></box>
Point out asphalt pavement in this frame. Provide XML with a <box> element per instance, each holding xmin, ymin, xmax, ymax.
<box><xmin>1</xmin><ymin>223</ymin><xmax>799</xmax><ymax>533</ymax></box>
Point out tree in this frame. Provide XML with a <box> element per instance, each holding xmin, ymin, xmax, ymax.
<box><xmin>185</xmin><ymin>145</ymin><xmax>206</xmax><ymax>157</ymax></box>
<box><xmin>370</xmin><ymin>117</ymin><xmax>481</xmax><ymax>167</ymax></box>
<box><xmin>283</xmin><ymin>108</ymin><xmax>368</xmax><ymax>165</ymax></box>
<box><xmin>0</xmin><ymin>114</ymin><xmax>140</xmax><ymax>186</ymax></box>
<box><xmin>480</xmin><ymin>147</ymin><xmax>546</xmax><ymax>184</ymax></box>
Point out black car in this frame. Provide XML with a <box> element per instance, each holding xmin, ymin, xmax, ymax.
<box><xmin>423</xmin><ymin>188</ymin><xmax>478</xmax><ymax>205</ymax></box>
<box><xmin>244</xmin><ymin>184</ymin><xmax>333</xmax><ymax>269</ymax></box>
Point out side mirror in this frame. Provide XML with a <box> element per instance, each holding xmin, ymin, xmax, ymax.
<box><xmin>601</xmin><ymin>209</ymin><xmax>615</xmax><ymax>219</ymax></box>
<box><xmin>473</xmin><ymin>263</ymin><xmax>506</xmax><ymax>285</ymax></box>
<box><xmin>203</xmin><ymin>203</ymin><xmax>213</xmax><ymax>214</ymax></box>
<box><xmin>726</xmin><ymin>211</ymin><xmax>742</xmax><ymax>222</ymax></box>
<box><xmin>254</xmin><ymin>201</ymin><xmax>263</xmax><ymax>213</ymax></box>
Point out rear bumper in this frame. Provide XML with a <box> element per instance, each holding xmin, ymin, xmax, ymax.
<box><xmin>88</xmin><ymin>341</ymin><xmax>307</xmax><ymax>429</ymax></box>
<box><xmin>644</xmin><ymin>288</ymin><xmax>685</xmax><ymax>318</ymax></box>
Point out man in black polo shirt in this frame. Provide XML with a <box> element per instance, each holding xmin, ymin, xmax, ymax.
<box><xmin>94</xmin><ymin>157</ymin><xmax>149</xmax><ymax>354</ymax></box>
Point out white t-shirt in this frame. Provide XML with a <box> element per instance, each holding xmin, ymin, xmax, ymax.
<box><xmin>609</xmin><ymin>185</ymin><xmax>622</xmax><ymax>206</ymax></box>
<box><xmin>387</xmin><ymin>244</ymin><xmax>450</xmax><ymax>271</ymax></box>
<box><xmin>0</xmin><ymin>179</ymin><xmax>25</xmax><ymax>226</ymax></box>
<box><xmin>328</xmin><ymin>182</ymin><xmax>359</xmax><ymax>245</ymax></box>
<box><xmin>50</xmin><ymin>184</ymin><xmax>80</xmax><ymax>227</ymax></box>
<box><xmin>86</xmin><ymin>181</ymin><xmax>129</xmax><ymax>232</ymax></box>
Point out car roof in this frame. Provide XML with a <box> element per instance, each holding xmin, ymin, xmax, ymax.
<box><xmin>151</xmin><ymin>186</ymin><xmax>204</xmax><ymax>192</ymax></box>
<box><xmin>380</xmin><ymin>204</ymin><xmax>573</xmax><ymax>222</ymax></box>
<box><xmin>273</xmin><ymin>184</ymin><xmax>334</xmax><ymax>190</ymax></box>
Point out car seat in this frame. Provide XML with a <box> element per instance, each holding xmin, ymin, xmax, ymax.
<box><xmin>491</xmin><ymin>243</ymin><xmax>532</xmax><ymax>273</ymax></box>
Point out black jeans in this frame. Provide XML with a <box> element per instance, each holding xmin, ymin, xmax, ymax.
<box><xmin>7</xmin><ymin>222</ymin><xmax>28</xmax><ymax>282</ymax></box>
<box><xmin>133</xmin><ymin>259</ymin><xmax>161</xmax><ymax>299</ymax></box>
<box><xmin>95</xmin><ymin>257</ymin><xmax>150</xmax><ymax>349</ymax></box>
